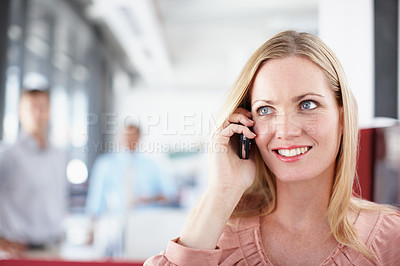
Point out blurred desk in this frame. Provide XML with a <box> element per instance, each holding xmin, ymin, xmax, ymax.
<box><xmin>79</xmin><ymin>207</ymin><xmax>188</xmax><ymax>261</ymax></box>
<box><xmin>125</xmin><ymin>207</ymin><xmax>188</xmax><ymax>260</ymax></box>
<box><xmin>59</xmin><ymin>207</ymin><xmax>188</xmax><ymax>261</ymax></box>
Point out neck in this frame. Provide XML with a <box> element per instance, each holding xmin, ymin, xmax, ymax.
<box><xmin>29</xmin><ymin>130</ymin><xmax>48</xmax><ymax>149</ymax></box>
<box><xmin>271</xmin><ymin>171</ymin><xmax>334</xmax><ymax>232</ymax></box>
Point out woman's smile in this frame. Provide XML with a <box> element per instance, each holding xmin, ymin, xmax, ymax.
<box><xmin>272</xmin><ymin>145</ymin><xmax>312</xmax><ymax>162</ymax></box>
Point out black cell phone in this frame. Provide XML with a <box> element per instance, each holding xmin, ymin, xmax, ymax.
<box><xmin>238</xmin><ymin>133</ymin><xmax>252</xmax><ymax>159</ymax></box>
<box><xmin>238</xmin><ymin>99</ymin><xmax>252</xmax><ymax>159</ymax></box>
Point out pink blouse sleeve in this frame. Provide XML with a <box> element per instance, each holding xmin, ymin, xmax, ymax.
<box><xmin>144</xmin><ymin>238</ymin><xmax>222</xmax><ymax>266</ymax></box>
<box><xmin>370</xmin><ymin>213</ymin><xmax>400</xmax><ymax>265</ymax></box>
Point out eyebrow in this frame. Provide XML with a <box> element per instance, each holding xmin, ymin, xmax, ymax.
<box><xmin>251</xmin><ymin>92</ymin><xmax>325</xmax><ymax>106</ymax></box>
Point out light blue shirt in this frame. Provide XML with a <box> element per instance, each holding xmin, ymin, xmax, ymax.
<box><xmin>85</xmin><ymin>151</ymin><xmax>177</xmax><ymax>217</ymax></box>
<box><xmin>0</xmin><ymin>131</ymin><xmax>67</xmax><ymax>244</ymax></box>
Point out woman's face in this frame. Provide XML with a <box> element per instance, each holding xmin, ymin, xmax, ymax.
<box><xmin>250</xmin><ymin>56</ymin><xmax>342</xmax><ymax>183</ymax></box>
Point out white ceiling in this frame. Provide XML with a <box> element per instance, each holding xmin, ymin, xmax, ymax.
<box><xmin>156</xmin><ymin>0</ymin><xmax>318</xmax><ymax>91</ymax></box>
<box><xmin>87</xmin><ymin>0</ymin><xmax>319</xmax><ymax>91</ymax></box>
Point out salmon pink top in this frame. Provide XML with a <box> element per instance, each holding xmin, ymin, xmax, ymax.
<box><xmin>144</xmin><ymin>210</ymin><xmax>400</xmax><ymax>265</ymax></box>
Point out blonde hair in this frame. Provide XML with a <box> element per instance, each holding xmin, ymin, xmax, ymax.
<box><xmin>217</xmin><ymin>30</ymin><xmax>397</xmax><ymax>258</ymax></box>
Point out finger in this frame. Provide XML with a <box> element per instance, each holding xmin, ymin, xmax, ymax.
<box><xmin>220</xmin><ymin>107</ymin><xmax>253</xmax><ymax>131</ymax></box>
<box><xmin>213</xmin><ymin>124</ymin><xmax>255</xmax><ymax>147</ymax></box>
<box><xmin>220</xmin><ymin>124</ymin><xmax>256</xmax><ymax>140</ymax></box>
<box><xmin>235</xmin><ymin>107</ymin><xmax>252</xmax><ymax>118</ymax></box>
<box><xmin>230</xmin><ymin>113</ymin><xmax>254</xmax><ymax>126</ymax></box>
<box><xmin>222</xmin><ymin>112</ymin><xmax>254</xmax><ymax>129</ymax></box>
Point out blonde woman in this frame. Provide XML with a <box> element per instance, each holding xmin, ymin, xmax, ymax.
<box><xmin>145</xmin><ymin>30</ymin><xmax>400</xmax><ymax>265</ymax></box>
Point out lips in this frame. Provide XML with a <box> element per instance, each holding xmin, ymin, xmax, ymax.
<box><xmin>272</xmin><ymin>145</ymin><xmax>312</xmax><ymax>162</ymax></box>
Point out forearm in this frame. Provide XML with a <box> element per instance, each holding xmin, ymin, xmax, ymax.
<box><xmin>178</xmin><ymin>187</ymin><xmax>242</xmax><ymax>250</ymax></box>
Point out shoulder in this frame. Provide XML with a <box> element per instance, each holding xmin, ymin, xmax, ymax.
<box><xmin>356</xmin><ymin>209</ymin><xmax>400</xmax><ymax>263</ymax></box>
<box><xmin>369</xmin><ymin>211</ymin><xmax>400</xmax><ymax>247</ymax></box>
<box><xmin>355</xmin><ymin>209</ymin><xmax>400</xmax><ymax>243</ymax></box>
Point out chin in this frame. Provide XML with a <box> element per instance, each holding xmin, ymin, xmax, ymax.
<box><xmin>272</xmin><ymin>171</ymin><xmax>312</xmax><ymax>183</ymax></box>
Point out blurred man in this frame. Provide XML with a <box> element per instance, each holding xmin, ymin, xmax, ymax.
<box><xmin>86</xmin><ymin>123</ymin><xmax>176</xmax><ymax>217</ymax></box>
<box><xmin>85</xmin><ymin>123</ymin><xmax>177</xmax><ymax>257</ymax></box>
<box><xmin>0</xmin><ymin>89</ymin><xmax>67</xmax><ymax>258</ymax></box>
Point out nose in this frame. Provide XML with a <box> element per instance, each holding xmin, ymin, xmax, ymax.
<box><xmin>274</xmin><ymin>113</ymin><xmax>302</xmax><ymax>140</ymax></box>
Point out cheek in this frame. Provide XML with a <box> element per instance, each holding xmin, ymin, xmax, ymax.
<box><xmin>310</xmin><ymin>115</ymin><xmax>341</xmax><ymax>146</ymax></box>
<box><xmin>255</xmin><ymin>134</ymin><xmax>275</xmax><ymax>171</ymax></box>
<box><xmin>254</xmin><ymin>122</ymin><xmax>273</xmax><ymax>153</ymax></box>
<box><xmin>252</xmin><ymin>119</ymin><xmax>273</xmax><ymax>136</ymax></box>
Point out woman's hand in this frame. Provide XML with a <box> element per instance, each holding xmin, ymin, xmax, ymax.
<box><xmin>179</xmin><ymin>108</ymin><xmax>257</xmax><ymax>250</ymax></box>
<box><xmin>208</xmin><ymin>107</ymin><xmax>257</xmax><ymax>196</ymax></box>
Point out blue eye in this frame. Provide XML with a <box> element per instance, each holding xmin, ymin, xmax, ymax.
<box><xmin>300</xmin><ymin>100</ymin><xmax>317</xmax><ymax>110</ymax></box>
<box><xmin>258</xmin><ymin>106</ymin><xmax>273</xmax><ymax>115</ymax></box>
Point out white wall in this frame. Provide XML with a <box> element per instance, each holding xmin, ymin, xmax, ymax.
<box><xmin>319</xmin><ymin>0</ymin><xmax>374</xmax><ymax>127</ymax></box>
<box><xmin>115</xmin><ymin>87</ymin><xmax>226</xmax><ymax>152</ymax></box>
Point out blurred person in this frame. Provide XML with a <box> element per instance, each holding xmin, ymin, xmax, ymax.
<box><xmin>85</xmin><ymin>123</ymin><xmax>177</xmax><ymax>257</ymax></box>
<box><xmin>0</xmin><ymin>89</ymin><xmax>67</xmax><ymax>258</ymax></box>
<box><xmin>86</xmin><ymin>123</ymin><xmax>177</xmax><ymax>215</ymax></box>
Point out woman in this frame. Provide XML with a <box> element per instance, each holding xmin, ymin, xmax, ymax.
<box><xmin>145</xmin><ymin>30</ymin><xmax>400</xmax><ymax>265</ymax></box>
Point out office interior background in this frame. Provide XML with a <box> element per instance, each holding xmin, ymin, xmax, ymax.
<box><xmin>0</xmin><ymin>0</ymin><xmax>399</xmax><ymax>262</ymax></box>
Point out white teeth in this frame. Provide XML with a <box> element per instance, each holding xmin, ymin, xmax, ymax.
<box><xmin>277</xmin><ymin>147</ymin><xmax>310</xmax><ymax>157</ymax></box>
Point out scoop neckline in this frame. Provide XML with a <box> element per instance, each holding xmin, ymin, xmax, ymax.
<box><xmin>256</xmin><ymin>210</ymin><xmax>362</xmax><ymax>265</ymax></box>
